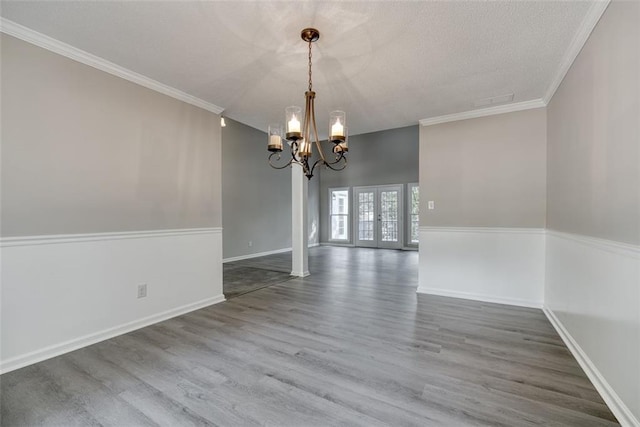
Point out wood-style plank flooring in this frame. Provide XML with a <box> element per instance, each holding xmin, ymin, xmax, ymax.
<box><xmin>1</xmin><ymin>247</ymin><xmax>618</xmax><ymax>426</ymax></box>
<box><xmin>223</xmin><ymin>262</ymin><xmax>293</xmax><ymax>299</ymax></box>
<box><xmin>222</xmin><ymin>252</ymin><xmax>294</xmax><ymax>299</ymax></box>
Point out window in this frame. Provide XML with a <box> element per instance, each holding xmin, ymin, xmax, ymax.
<box><xmin>409</xmin><ymin>183</ymin><xmax>419</xmax><ymax>245</ymax></box>
<box><xmin>329</xmin><ymin>188</ymin><xmax>349</xmax><ymax>241</ymax></box>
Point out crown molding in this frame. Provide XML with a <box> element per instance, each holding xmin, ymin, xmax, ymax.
<box><xmin>0</xmin><ymin>18</ymin><xmax>225</xmax><ymax>115</ymax></box>
<box><xmin>419</xmin><ymin>0</ymin><xmax>611</xmax><ymax>127</ymax></box>
<box><xmin>419</xmin><ymin>99</ymin><xmax>545</xmax><ymax>127</ymax></box>
<box><xmin>542</xmin><ymin>0</ymin><xmax>611</xmax><ymax>105</ymax></box>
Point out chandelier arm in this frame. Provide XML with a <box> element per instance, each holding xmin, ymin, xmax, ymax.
<box><xmin>298</xmin><ymin>157</ymin><xmax>311</xmax><ymax>179</ymax></box>
<box><xmin>323</xmin><ymin>158</ymin><xmax>347</xmax><ymax>171</ymax></box>
<box><xmin>308</xmin><ymin>158</ymin><xmax>325</xmax><ymax>178</ymax></box>
<box><xmin>268</xmin><ymin>151</ymin><xmax>294</xmax><ymax>170</ymax></box>
<box><xmin>326</xmin><ymin>146</ymin><xmax>346</xmax><ymax>164</ymax></box>
<box><xmin>310</xmin><ymin>95</ymin><xmax>327</xmax><ymax>163</ymax></box>
<box><xmin>291</xmin><ymin>140</ymin><xmax>301</xmax><ymax>163</ymax></box>
<box><xmin>306</xmin><ymin>92</ymin><xmax>315</xmax><ymax>146</ymax></box>
<box><xmin>322</xmin><ymin>151</ymin><xmax>347</xmax><ymax>171</ymax></box>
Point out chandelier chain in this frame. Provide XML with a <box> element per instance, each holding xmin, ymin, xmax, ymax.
<box><xmin>308</xmin><ymin>40</ymin><xmax>313</xmax><ymax>92</ymax></box>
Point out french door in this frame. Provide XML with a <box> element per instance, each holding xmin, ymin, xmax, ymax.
<box><xmin>354</xmin><ymin>185</ymin><xmax>403</xmax><ymax>249</ymax></box>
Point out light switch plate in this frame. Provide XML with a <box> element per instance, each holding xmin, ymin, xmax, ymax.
<box><xmin>428</xmin><ymin>201</ymin><xmax>435</xmax><ymax>210</ymax></box>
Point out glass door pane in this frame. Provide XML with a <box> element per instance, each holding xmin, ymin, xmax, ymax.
<box><xmin>377</xmin><ymin>185</ymin><xmax>402</xmax><ymax>249</ymax></box>
<box><xmin>354</xmin><ymin>188</ymin><xmax>377</xmax><ymax>247</ymax></box>
<box><xmin>409</xmin><ymin>183</ymin><xmax>419</xmax><ymax>245</ymax></box>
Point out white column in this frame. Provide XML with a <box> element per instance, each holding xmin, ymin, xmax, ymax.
<box><xmin>291</xmin><ymin>165</ymin><xmax>309</xmax><ymax>277</ymax></box>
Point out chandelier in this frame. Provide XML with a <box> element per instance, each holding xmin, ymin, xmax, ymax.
<box><xmin>267</xmin><ymin>28</ymin><xmax>348</xmax><ymax>180</ymax></box>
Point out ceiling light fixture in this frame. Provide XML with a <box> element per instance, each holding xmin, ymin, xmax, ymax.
<box><xmin>267</xmin><ymin>28</ymin><xmax>348</xmax><ymax>180</ymax></box>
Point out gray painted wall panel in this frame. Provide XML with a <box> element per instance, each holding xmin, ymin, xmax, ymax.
<box><xmin>308</xmin><ymin>171</ymin><xmax>320</xmax><ymax>246</ymax></box>
<box><xmin>222</xmin><ymin>119</ymin><xmax>291</xmax><ymax>258</ymax></box>
<box><xmin>419</xmin><ymin>108</ymin><xmax>547</xmax><ymax>228</ymax></box>
<box><xmin>546</xmin><ymin>1</ymin><xmax>640</xmax><ymax>245</ymax></box>
<box><xmin>1</xmin><ymin>34</ymin><xmax>221</xmax><ymax>236</ymax></box>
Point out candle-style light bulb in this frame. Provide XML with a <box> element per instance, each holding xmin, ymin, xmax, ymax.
<box><xmin>331</xmin><ymin>118</ymin><xmax>344</xmax><ymax>138</ymax></box>
<box><xmin>335</xmin><ymin>126</ymin><xmax>348</xmax><ymax>153</ymax></box>
<box><xmin>285</xmin><ymin>106</ymin><xmax>303</xmax><ymax>140</ymax></box>
<box><xmin>329</xmin><ymin>110</ymin><xmax>346</xmax><ymax>143</ymax></box>
<box><xmin>267</xmin><ymin>124</ymin><xmax>283</xmax><ymax>152</ymax></box>
<box><xmin>288</xmin><ymin>114</ymin><xmax>301</xmax><ymax>133</ymax></box>
<box><xmin>299</xmin><ymin>138</ymin><xmax>312</xmax><ymax>157</ymax></box>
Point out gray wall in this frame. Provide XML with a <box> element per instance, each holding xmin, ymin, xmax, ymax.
<box><xmin>222</xmin><ymin>118</ymin><xmax>291</xmax><ymax>259</ymax></box>
<box><xmin>308</xmin><ymin>171</ymin><xmax>320</xmax><ymax>246</ymax></box>
<box><xmin>221</xmin><ymin>118</ymin><xmax>320</xmax><ymax>259</ymax></box>
<box><xmin>419</xmin><ymin>108</ymin><xmax>547</xmax><ymax>228</ymax></box>
<box><xmin>546</xmin><ymin>2</ymin><xmax>639</xmax><ymax>245</ymax></box>
<box><xmin>1</xmin><ymin>34</ymin><xmax>222</xmax><ymax>236</ymax></box>
<box><xmin>319</xmin><ymin>125</ymin><xmax>419</xmax><ymax>244</ymax></box>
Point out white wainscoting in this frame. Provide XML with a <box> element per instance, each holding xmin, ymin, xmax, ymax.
<box><xmin>417</xmin><ymin>227</ymin><xmax>545</xmax><ymax>308</ymax></box>
<box><xmin>0</xmin><ymin>228</ymin><xmax>224</xmax><ymax>374</ymax></box>
<box><xmin>545</xmin><ymin>230</ymin><xmax>640</xmax><ymax>427</ymax></box>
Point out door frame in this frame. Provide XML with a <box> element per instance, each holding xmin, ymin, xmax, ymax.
<box><xmin>353</xmin><ymin>184</ymin><xmax>404</xmax><ymax>249</ymax></box>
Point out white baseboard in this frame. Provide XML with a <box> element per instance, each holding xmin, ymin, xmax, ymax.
<box><xmin>319</xmin><ymin>243</ymin><xmax>417</xmax><ymax>251</ymax></box>
<box><xmin>223</xmin><ymin>247</ymin><xmax>292</xmax><ymax>263</ymax></box>
<box><xmin>320</xmin><ymin>242</ymin><xmax>356</xmax><ymax>247</ymax></box>
<box><xmin>0</xmin><ymin>295</ymin><xmax>225</xmax><ymax>374</ymax></box>
<box><xmin>223</xmin><ymin>243</ymin><xmax>319</xmax><ymax>263</ymax></box>
<box><xmin>417</xmin><ymin>287</ymin><xmax>542</xmax><ymax>309</ymax></box>
<box><xmin>291</xmin><ymin>270</ymin><xmax>310</xmax><ymax>278</ymax></box>
<box><xmin>543</xmin><ymin>306</ymin><xmax>639</xmax><ymax>427</ymax></box>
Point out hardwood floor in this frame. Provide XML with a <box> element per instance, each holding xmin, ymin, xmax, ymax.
<box><xmin>1</xmin><ymin>247</ymin><xmax>618</xmax><ymax>426</ymax></box>
<box><xmin>223</xmin><ymin>262</ymin><xmax>293</xmax><ymax>299</ymax></box>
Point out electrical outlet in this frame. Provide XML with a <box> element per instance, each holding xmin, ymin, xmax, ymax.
<box><xmin>248</xmin><ymin>241</ymin><xmax>253</xmax><ymax>247</ymax></box>
<box><xmin>428</xmin><ymin>201</ymin><xmax>435</xmax><ymax>210</ymax></box>
<box><xmin>137</xmin><ymin>283</ymin><xmax>147</xmax><ymax>299</ymax></box>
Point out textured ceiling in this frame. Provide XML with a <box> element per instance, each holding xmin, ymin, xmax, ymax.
<box><xmin>1</xmin><ymin>1</ymin><xmax>595</xmax><ymax>136</ymax></box>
